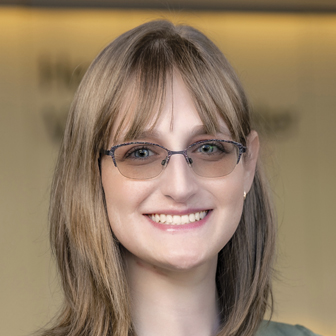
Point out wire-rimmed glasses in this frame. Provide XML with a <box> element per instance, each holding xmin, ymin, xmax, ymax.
<box><xmin>102</xmin><ymin>139</ymin><xmax>246</xmax><ymax>180</ymax></box>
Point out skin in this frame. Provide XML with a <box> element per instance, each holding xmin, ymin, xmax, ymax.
<box><xmin>101</xmin><ymin>72</ymin><xmax>259</xmax><ymax>336</ymax></box>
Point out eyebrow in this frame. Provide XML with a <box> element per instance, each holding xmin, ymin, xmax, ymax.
<box><xmin>132</xmin><ymin>125</ymin><xmax>231</xmax><ymax>141</ymax></box>
<box><xmin>134</xmin><ymin>129</ymin><xmax>160</xmax><ymax>140</ymax></box>
<box><xmin>193</xmin><ymin>125</ymin><xmax>232</xmax><ymax>138</ymax></box>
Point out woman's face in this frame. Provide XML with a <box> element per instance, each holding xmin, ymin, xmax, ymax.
<box><xmin>101</xmin><ymin>72</ymin><xmax>259</xmax><ymax>272</ymax></box>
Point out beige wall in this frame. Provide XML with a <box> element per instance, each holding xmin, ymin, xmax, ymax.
<box><xmin>0</xmin><ymin>8</ymin><xmax>335</xmax><ymax>336</ymax></box>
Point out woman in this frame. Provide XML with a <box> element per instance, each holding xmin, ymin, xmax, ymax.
<box><xmin>42</xmin><ymin>20</ymin><xmax>317</xmax><ymax>336</ymax></box>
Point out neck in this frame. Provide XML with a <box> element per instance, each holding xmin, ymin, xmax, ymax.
<box><xmin>124</xmin><ymin>251</ymin><xmax>220</xmax><ymax>336</ymax></box>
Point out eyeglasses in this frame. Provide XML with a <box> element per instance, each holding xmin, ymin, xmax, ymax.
<box><xmin>102</xmin><ymin>139</ymin><xmax>246</xmax><ymax>180</ymax></box>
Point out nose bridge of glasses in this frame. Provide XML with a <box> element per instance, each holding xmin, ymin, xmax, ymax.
<box><xmin>161</xmin><ymin>149</ymin><xmax>192</xmax><ymax>168</ymax></box>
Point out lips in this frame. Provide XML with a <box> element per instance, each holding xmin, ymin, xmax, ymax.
<box><xmin>148</xmin><ymin>210</ymin><xmax>209</xmax><ymax>225</ymax></box>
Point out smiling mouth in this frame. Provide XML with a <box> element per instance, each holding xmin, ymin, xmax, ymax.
<box><xmin>148</xmin><ymin>210</ymin><xmax>210</xmax><ymax>225</ymax></box>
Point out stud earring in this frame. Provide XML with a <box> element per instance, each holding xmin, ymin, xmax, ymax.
<box><xmin>243</xmin><ymin>191</ymin><xmax>247</xmax><ymax>200</ymax></box>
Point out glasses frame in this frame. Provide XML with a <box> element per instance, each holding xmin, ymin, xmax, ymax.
<box><xmin>102</xmin><ymin>139</ymin><xmax>247</xmax><ymax>179</ymax></box>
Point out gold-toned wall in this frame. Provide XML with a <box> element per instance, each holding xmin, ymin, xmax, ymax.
<box><xmin>0</xmin><ymin>8</ymin><xmax>335</xmax><ymax>336</ymax></box>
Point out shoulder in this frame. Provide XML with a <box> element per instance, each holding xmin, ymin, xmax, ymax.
<box><xmin>255</xmin><ymin>321</ymin><xmax>321</xmax><ymax>336</ymax></box>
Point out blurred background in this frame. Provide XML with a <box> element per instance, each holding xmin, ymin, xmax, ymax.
<box><xmin>0</xmin><ymin>1</ymin><xmax>335</xmax><ymax>335</ymax></box>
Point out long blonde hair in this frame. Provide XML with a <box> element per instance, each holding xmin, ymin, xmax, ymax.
<box><xmin>43</xmin><ymin>20</ymin><xmax>276</xmax><ymax>336</ymax></box>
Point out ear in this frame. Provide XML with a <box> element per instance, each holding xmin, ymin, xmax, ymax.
<box><xmin>243</xmin><ymin>130</ymin><xmax>259</xmax><ymax>193</ymax></box>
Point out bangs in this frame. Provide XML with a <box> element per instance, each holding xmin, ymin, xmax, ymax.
<box><xmin>102</xmin><ymin>22</ymin><xmax>250</xmax><ymax>149</ymax></box>
<box><xmin>110</xmin><ymin>42</ymin><xmax>174</xmax><ymax>144</ymax></box>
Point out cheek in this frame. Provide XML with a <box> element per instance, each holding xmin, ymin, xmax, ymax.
<box><xmin>207</xmin><ymin>167</ymin><xmax>245</xmax><ymax>209</ymax></box>
<box><xmin>101</xmin><ymin>162</ymin><xmax>152</xmax><ymax>240</ymax></box>
<box><xmin>206</xmin><ymin>170</ymin><xmax>245</xmax><ymax>244</ymax></box>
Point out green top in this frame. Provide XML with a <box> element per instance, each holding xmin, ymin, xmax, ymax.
<box><xmin>256</xmin><ymin>321</ymin><xmax>320</xmax><ymax>336</ymax></box>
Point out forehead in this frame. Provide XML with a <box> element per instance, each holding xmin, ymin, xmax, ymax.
<box><xmin>109</xmin><ymin>72</ymin><xmax>232</xmax><ymax>145</ymax></box>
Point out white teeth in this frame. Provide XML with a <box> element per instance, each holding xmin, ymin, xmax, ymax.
<box><xmin>181</xmin><ymin>215</ymin><xmax>189</xmax><ymax>224</ymax></box>
<box><xmin>189</xmin><ymin>213</ymin><xmax>195</xmax><ymax>222</ymax></box>
<box><xmin>149</xmin><ymin>211</ymin><xmax>209</xmax><ymax>225</ymax></box>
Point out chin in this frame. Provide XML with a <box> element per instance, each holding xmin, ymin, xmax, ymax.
<box><xmin>155</xmin><ymin>249</ymin><xmax>217</xmax><ymax>273</ymax></box>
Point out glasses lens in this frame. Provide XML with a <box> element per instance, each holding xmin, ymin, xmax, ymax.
<box><xmin>114</xmin><ymin>143</ymin><xmax>167</xmax><ymax>179</ymax></box>
<box><xmin>187</xmin><ymin>140</ymin><xmax>239</xmax><ymax>177</ymax></box>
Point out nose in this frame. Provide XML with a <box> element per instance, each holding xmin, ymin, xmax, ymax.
<box><xmin>159</xmin><ymin>153</ymin><xmax>199</xmax><ymax>203</ymax></box>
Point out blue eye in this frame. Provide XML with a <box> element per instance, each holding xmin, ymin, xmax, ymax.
<box><xmin>197</xmin><ymin>142</ymin><xmax>224</xmax><ymax>155</ymax></box>
<box><xmin>134</xmin><ymin>148</ymin><xmax>150</xmax><ymax>158</ymax></box>
<box><xmin>199</xmin><ymin>144</ymin><xmax>218</xmax><ymax>153</ymax></box>
<box><xmin>125</xmin><ymin>146</ymin><xmax>154</xmax><ymax>160</ymax></box>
